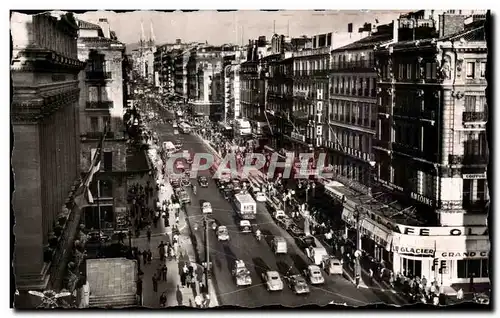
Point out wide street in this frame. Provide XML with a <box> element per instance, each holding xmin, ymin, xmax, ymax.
<box><xmin>148</xmin><ymin>107</ymin><xmax>402</xmax><ymax>308</ymax></box>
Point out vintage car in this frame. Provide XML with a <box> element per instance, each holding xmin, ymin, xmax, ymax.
<box><xmin>304</xmin><ymin>265</ymin><xmax>325</xmax><ymax>285</ymax></box>
<box><xmin>202</xmin><ymin>202</ymin><xmax>213</xmax><ymax>214</ymax></box>
<box><xmin>232</xmin><ymin>260</ymin><xmax>252</xmax><ymax>286</ymax></box>
<box><xmin>239</xmin><ymin>220</ymin><xmax>252</xmax><ymax>233</ymax></box>
<box><xmin>178</xmin><ymin>190</ymin><xmax>191</xmax><ymax>204</ymax></box>
<box><xmin>286</xmin><ymin>274</ymin><xmax>310</xmax><ymax>295</ymax></box>
<box><xmin>181</xmin><ymin>178</ymin><xmax>191</xmax><ymax>187</ymax></box>
<box><xmin>217</xmin><ymin>226</ymin><xmax>230</xmax><ymax>241</ymax></box>
<box><xmin>172</xmin><ymin>123</ymin><xmax>178</xmax><ymax>128</ymax></box>
<box><xmin>322</xmin><ymin>257</ymin><xmax>343</xmax><ymax>275</ymax></box>
<box><xmin>262</xmin><ymin>271</ymin><xmax>283</xmax><ymax>291</ymax></box>
<box><xmin>198</xmin><ymin>176</ymin><xmax>209</xmax><ymax>188</ymax></box>
<box><xmin>170</xmin><ymin>178</ymin><xmax>181</xmax><ymax>189</ymax></box>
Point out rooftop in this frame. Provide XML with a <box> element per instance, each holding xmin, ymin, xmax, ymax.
<box><xmin>324</xmin><ymin>181</ymin><xmax>433</xmax><ymax>227</ymax></box>
<box><xmin>333</xmin><ymin>32</ymin><xmax>393</xmax><ymax>52</ymax></box>
<box><xmin>439</xmin><ymin>25</ymin><xmax>485</xmax><ymax>42</ymax></box>
<box><xmin>126</xmin><ymin>149</ymin><xmax>150</xmax><ymax>172</ymax></box>
<box><xmin>78</xmin><ymin>37</ymin><xmax>125</xmax><ymax>49</ymax></box>
<box><xmin>86</xmin><ymin>258</ymin><xmax>137</xmax><ymax>297</ymax></box>
<box><xmin>78</xmin><ymin>19</ymin><xmax>101</xmax><ymax>30</ymax></box>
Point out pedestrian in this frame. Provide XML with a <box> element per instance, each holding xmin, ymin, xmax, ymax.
<box><xmin>457</xmin><ymin>288</ymin><xmax>464</xmax><ymax>301</ymax></box>
<box><xmin>369</xmin><ymin>268</ymin><xmax>374</xmax><ymax>285</ymax></box>
<box><xmin>158</xmin><ymin>241</ymin><xmax>165</xmax><ymax>261</ymax></box>
<box><xmin>162</xmin><ymin>264</ymin><xmax>168</xmax><ymax>281</ymax></box>
<box><xmin>180</xmin><ymin>271</ymin><xmax>186</xmax><ymax>287</ymax></box>
<box><xmin>202</xmin><ymin>294</ymin><xmax>210</xmax><ymax>308</ymax></box>
<box><xmin>142</xmin><ymin>250</ymin><xmax>148</xmax><ymax>266</ymax></box>
<box><xmin>147</xmin><ymin>249</ymin><xmax>153</xmax><ymax>264</ymax></box>
<box><xmin>152</xmin><ymin>274</ymin><xmax>158</xmax><ymax>293</ymax></box>
<box><xmin>194</xmin><ymin>294</ymin><xmax>203</xmax><ymax>308</ymax></box>
<box><xmin>186</xmin><ymin>274</ymin><xmax>192</xmax><ymax>288</ymax></box>
<box><xmin>159</xmin><ymin>292</ymin><xmax>167</xmax><ymax>307</ymax></box>
<box><xmin>147</xmin><ymin>227</ymin><xmax>152</xmax><ymax>243</ymax></box>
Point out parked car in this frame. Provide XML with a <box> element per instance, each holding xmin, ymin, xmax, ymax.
<box><xmin>232</xmin><ymin>260</ymin><xmax>252</xmax><ymax>286</ymax></box>
<box><xmin>178</xmin><ymin>190</ymin><xmax>191</xmax><ymax>204</ymax></box>
<box><xmin>262</xmin><ymin>271</ymin><xmax>284</xmax><ymax>291</ymax></box>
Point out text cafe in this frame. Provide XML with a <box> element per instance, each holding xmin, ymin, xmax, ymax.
<box><xmin>390</xmin><ymin>226</ymin><xmax>490</xmax><ymax>287</ymax></box>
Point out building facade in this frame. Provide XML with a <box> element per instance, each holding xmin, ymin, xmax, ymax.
<box><xmin>290</xmin><ymin>37</ymin><xmax>331</xmax><ymax>157</ymax></box>
<box><xmin>11</xmin><ymin>11</ymin><xmax>86</xmax><ymax>291</ymax></box>
<box><xmin>174</xmin><ymin>48</ymin><xmax>191</xmax><ymax>101</ymax></box>
<box><xmin>327</xmin><ymin>25</ymin><xmax>394</xmax><ymax>194</ymax></box>
<box><xmin>153</xmin><ymin>45</ymin><xmax>175</xmax><ymax>94</ymax></box>
<box><xmin>371</xmin><ymin>20</ymin><xmax>489</xmax><ymax>287</ymax></box>
<box><xmin>77</xmin><ymin>19</ymin><xmax>140</xmax><ymax>234</ymax></box>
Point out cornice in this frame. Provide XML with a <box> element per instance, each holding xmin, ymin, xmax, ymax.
<box><xmin>11</xmin><ymin>48</ymin><xmax>86</xmax><ymax>73</ymax></box>
<box><xmin>12</xmin><ymin>87</ymin><xmax>80</xmax><ymax>124</ymax></box>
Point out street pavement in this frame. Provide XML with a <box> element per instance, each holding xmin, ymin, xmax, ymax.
<box><xmin>146</xmin><ymin>108</ymin><xmax>404</xmax><ymax>308</ymax></box>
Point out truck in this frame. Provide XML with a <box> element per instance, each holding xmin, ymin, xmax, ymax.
<box><xmin>233</xmin><ymin>193</ymin><xmax>257</xmax><ymax>220</ymax></box>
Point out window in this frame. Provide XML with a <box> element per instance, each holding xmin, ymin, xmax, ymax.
<box><xmin>479</xmin><ymin>62</ymin><xmax>486</xmax><ymax>78</ymax></box>
<box><xmin>398</xmin><ymin>64</ymin><xmax>404</xmax><ymax>79</ymax></box>
<box><xmin>420</xmin><ymin>171</ymin><xmax>435</xmax><ymax>198</ymax></box>
<box><xmin>88</xmin><ymin>86</ymin><xmax>98</xmax><ymax>102</ymax></box>
<box><xmin>90</xmin><ymin>117</ymin><xmax>99</xmax><ymax>132</ymax></box>
<box><xmin>103</xmin><ymin>151</ymin><xmax>113</xmax><ymax>171</ymax></box>
<box><xmin>457</xmin><ymin>258</ymin><xmax>489</xmax><ymax>278</ymax></box>
<box><xmin>463</xmin><ymin>131</ymin><xmax>487</xmax><ymax>156</ymax></box>
<box><xmin>406</xmin><ymin>64</ymin><xmax>412</xmax><ymax>79</ymax></box>
<box><xmin>402</xmin><ymin>257</ymin><xmax>422</xmax><ymax>278</ymax></box>
<box><xmin>464</xmin><ymin>96</ymin><xmax>477</xmax><ymax>112</ymax></box>
<box><xmin>466</xmin><ymin>62</ymin><xmax>475</xmax><ymax>78</ymax></box>
<box><xmin>99</xmin><ymin>179</ymin><xmax>113</xmax><ymax>197</ymax></box>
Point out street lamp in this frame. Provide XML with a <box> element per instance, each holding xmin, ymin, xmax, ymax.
<box><xmin>353</xmin><ymin>160</ymin><xmax>377</xmax><ymax>288</ymax></box>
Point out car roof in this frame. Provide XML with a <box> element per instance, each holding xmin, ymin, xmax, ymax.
<box><xmin>218</xmin><ymin>225</ymin><xmax>227</xmax><ymax>230</ymax></box>
<box><xmin>308</xmin><ymin>265</ymin><xmax>321</xmax><ymax>271</ymax></box>
<box><xmin>267</xmin><ymin>271</ymin><xmax>280</xmax><ymax>276</ymax></box>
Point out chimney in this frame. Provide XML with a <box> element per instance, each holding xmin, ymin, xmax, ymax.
<box><xmin>392</xmin><ymin>20</ymin><xmax>399</xmax><ymax>43</ymax></box>
<box><xmin>439</xmin><ymin>14</ymin><xmax>465</xmax><ymax>37</ymax></box>
<box><xmin>98</xmin><ymin>18</ymin><xmax>110</xmax><ymax>38</ymax></box>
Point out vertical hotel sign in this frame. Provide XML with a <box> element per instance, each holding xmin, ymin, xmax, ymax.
<box><xmin>316</xmin><ymin>89</ymin><xmax>323</xmax><ymax>147</ymax></box>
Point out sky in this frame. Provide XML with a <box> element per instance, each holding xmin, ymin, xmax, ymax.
<box><xmin>76</xmin><ymin>10</ymin><xmax>409</xmax><ymax>46</ymax></box>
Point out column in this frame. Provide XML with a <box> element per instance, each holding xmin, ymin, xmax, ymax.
<box><xmin>41</xmin><ymin>118</ymin><xmax>48</xmax><ymax>244</ymax></box>
<box><xmin>48</xmin><ymin>111</ymin><xmax>56</xmax><ymax>232</ymax></box>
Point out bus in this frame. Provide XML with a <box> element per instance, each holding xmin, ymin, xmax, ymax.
<box><xmin>179</xmin><ymin>122</ymin><xmax>192</xmax><ymax>134</ymax></box>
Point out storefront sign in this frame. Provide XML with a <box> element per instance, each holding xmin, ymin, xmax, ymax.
<box><xmin>392</xmin><ymin>246</ymin><xmax>435</xmax><ymax>256</ymax></box>
<box><xmin>410</xmin><ymin>192</ymin><xmax>434</xmax><ymax>207</ymax></box>
<box><xmin>373</xmin><ymin>177</ymin><xmax>404</xmax><ymax>192</ymax></box>
<box><xmin>397</xmin><ymin>225</ymin><xmax>488</xmax><ymax>236</ymax></box>
<box><xmin>441</xmin><ymin>251</ymin><xmax>489</xmax><ymax>259</ymax></box>
<box><xmin>462</xmin><ymin>173</ymin><xmax>487</xmax><ymax>179</ymax></box>
<box><xmin>345</xmin><ymin>147</ymin><xmax>371</xmax><ymax>162</ymax></box>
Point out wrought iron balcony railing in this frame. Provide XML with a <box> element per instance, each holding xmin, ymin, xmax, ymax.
<box><xmin>463</xmin><ymin>111</ymin><xmax>487</xmax><ymax>123</ymax></box>
<box><xmin>86</xmin><ymin>71</ymin><xmax>112</xmax><ymax>80</ymax></box>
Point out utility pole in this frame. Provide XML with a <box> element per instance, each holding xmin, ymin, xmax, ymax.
<box><xmin>204</xmin><ymin>215</ymin><xmax>210</xmax><ymax>294</ymax></box>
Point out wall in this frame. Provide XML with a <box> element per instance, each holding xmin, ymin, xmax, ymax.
<box><xmin>79</xmin><ymin>29</ymin><xmax>99</xmax><ymax>38</ymax></box>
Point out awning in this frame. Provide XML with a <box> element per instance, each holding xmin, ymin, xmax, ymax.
<box><xmin>361</xmin><ymin>218</ymin><xmax>393</xmax><ymax>249</ymax></box>
<box><xmin>341</xmin><ymin>208</ymin><xmax>355</xmax><ymax>226</ymax></box>
<box><xmin>436</xmin><ymin>237</ymin><xmax>490</xmax><ymax>259</ymax></box>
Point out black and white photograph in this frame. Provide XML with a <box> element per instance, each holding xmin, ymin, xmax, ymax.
<box><xmin>8</xmin><ymin>6</ymin><xmax>492</xmax><ymax>310</ymax></box>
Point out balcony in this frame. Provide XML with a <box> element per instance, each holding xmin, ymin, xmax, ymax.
<box><xmin>463</xmin><ymin>111</ymin><xmax>487</xmax><ymax>123</ymax></box>
<box><xmin>85</xmin><ymin>71</ymin><xmax>112</xmax><ymax>81</ymax></box>
<box><xmin>86</xmin><ymin>101</ymin><xmax>114</xmax><ymax>109</ymax></box>
<box><xmin>378</xmin><ymin>105</ymin><xmax>391</xmax><ymax>115</ymax></box>
<box><xmin>85</xmin><ymin>131</ymin><xmax>115</xmax><ymax>139</ymax></box>
<box><xmin>311</xmin><ymin>69</ymin><xmax>330</xmax><ymax>77</ymax></box>
<box><xmin>391</xmin><ymin>142</ymin><xmax>423</xmax><ymax>158</ymax></box>
<box><xmin>330</xmin><ymin>60</ymin><xmax>375</xmax><ymax>71</ymax></box>
<box><xmin>372</xmin><ymin>138</ymin><xmax>391</xmax><ymax>150</ymax></box>
<box><xmin>441</xmin><ymin>200</ymin><xmax>489</xmax><ymax>212</ymax></box>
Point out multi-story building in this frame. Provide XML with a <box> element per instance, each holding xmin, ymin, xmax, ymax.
<box><xmin>77</xmin><ymin>19</ymin><xmax>147</xmax><ymax>233</ymax></box>
<box><xmin>326</xmin><ymin>24</ymin><xmax>395</xmax><ymax>193</ymax></box>
<box><xmin>174</xmin><ymin>47</ymin><xmax>192</xmax><ymax>102</ymax></box>
<box><xmin>153</xmin><ymin>45</ymin><xmax>175</xmax><ymax>93</ymax></box>
<box><xmin>11</xmin><ymin>11</ymin><xmax>86</xmax><ymax>292</ymax></box>
<box><xmin>240</xmin><ymin>37</ymin><xmax>271</xmax><ymax>141</ymax></box>
<box><xmin>369</xmin><ymin>16</ymin><xmax>489</xmax><ymax>288</ymax></box>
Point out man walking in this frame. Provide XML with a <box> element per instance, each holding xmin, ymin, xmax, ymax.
<box><xmin>162</xmin><ymin>264</ymin><xmax>168</xmax><ymax>281</ymax></box>
<box><xmin>152</xmin><ymin>274</ymin><xmax>158</xmax><ymax>293</ymax></box>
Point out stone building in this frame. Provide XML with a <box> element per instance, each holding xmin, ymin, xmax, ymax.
<box><xmin>327</xmin><ymin>24</ymin><xmax>394</xmax><ymax>193</ymax></box>
<box><xmin>11</xmin><ymin>11</ymin><xmax>86</xmax><ymax>291</ymax></box>
<box><xmin>370</xmin><ymin>17</ymin><xmax>489</xmax><ymax>288</ymax></box>
<box><xmin>77</xmin><ymin>19</ymin><xmax>147</xmax><ymax>233</ymax></box>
